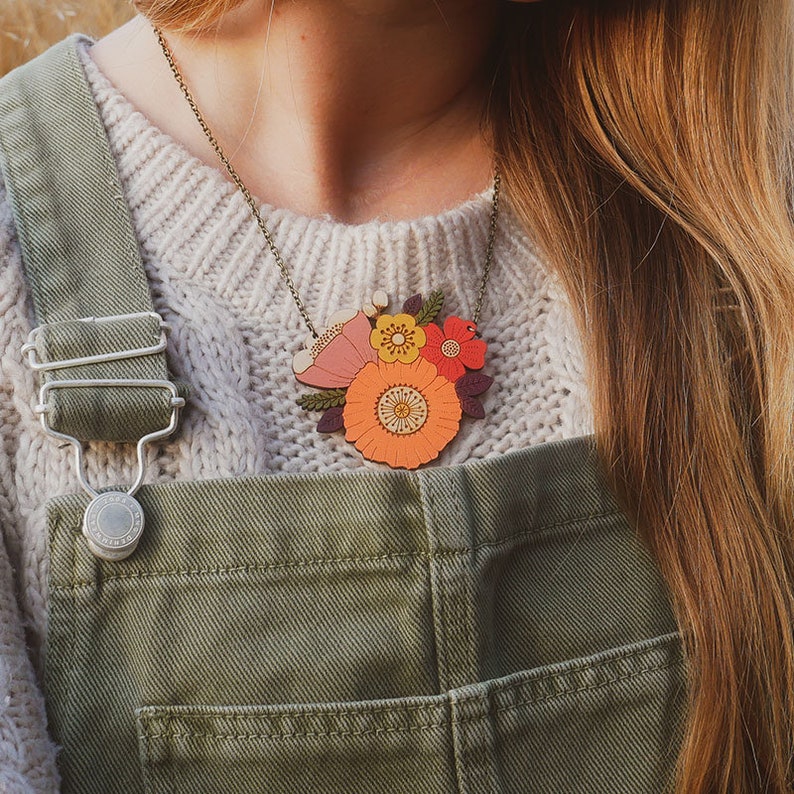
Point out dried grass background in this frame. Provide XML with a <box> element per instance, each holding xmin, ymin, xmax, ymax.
<box><xmin>1</xmin><ymin>0</ymin><xmax>134</xmax><ymax>76</ymax></box>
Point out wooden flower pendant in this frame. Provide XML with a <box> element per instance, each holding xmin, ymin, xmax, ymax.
<box><xmin>293</xmin><ymin>290</ymin><xmax>493</xmax><ymax>470</ymax></box>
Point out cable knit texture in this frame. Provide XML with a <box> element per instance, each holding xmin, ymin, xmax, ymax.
<box><xmin>0</xmin><ymin>40</ymin><xmax>592</xmax><ymax>791</ymax></box>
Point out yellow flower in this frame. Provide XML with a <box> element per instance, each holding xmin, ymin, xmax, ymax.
<box><xmin>369</xmin><ymin>313</ymin><xmax>426</xmax><ymax>364</ymax></box>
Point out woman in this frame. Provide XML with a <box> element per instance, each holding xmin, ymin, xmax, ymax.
<box><xmin>0</xmin><ymin>0</ymin><xmax>791</xmax><ymax>791</ymax></box>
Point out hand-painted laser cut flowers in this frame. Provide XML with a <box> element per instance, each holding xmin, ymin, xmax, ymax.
<box><xmin>294</xmin><ymin>290</ymin><xmax>493</xmax><ymax>469</ymax></box>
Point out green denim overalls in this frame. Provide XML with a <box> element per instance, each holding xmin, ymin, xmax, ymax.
<box><xmin>0</xmin><ymin>38</ymin><xmax>686</xmax><ymax>794</ymax></box>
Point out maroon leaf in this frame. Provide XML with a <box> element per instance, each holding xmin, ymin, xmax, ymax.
<box><xmin>455</xmin><ymin>373</ymin><xmax>494</xmax><ymax>398</ymax></box>
<box><xmin>317</xmin><ymin>406</ymin><xmax>345</xmax><ymax>433</ymax></box>
<box><xmin>460</xmin><ymin>396</ymin><xmax>485</xmax><ymax>419</ymax></box>
<box><xmin>402</xmin><ymin>293</ymin><xmax>423</xmax><ymax>315</ymax></box>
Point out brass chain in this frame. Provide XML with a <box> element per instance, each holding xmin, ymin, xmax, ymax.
<box><xmin>473</xmin><ymin>170</ymin><xmax>500</xmax><ymax>325</ymax></box>
<box><xmin>155</xmin><ymin>26</ymin><xmax>500</xmax><ymax>337</ymax></box>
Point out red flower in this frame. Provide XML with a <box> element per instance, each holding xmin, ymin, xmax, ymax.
<box><xmin>420</xmin><ymin>316</ymin><xmax>486</xmax><ymax>381</ymax></box>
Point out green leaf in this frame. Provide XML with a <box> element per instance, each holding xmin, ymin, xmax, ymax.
<box><xmin>297</xmin><ymin>389</ymin><xmax>347</xmax><ymax>411</ymax></box>
<box><xmin>416</xmin><ymin>290</ymin><xmax>445</xmax><ymax>326</ymax></box>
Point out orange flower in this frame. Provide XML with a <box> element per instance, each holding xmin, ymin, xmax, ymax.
<box><xmin>370</xmin><ymin>313</ymin><xmax>426</xmax><ymax>364</ymax></box>
<box><xmin>343</xmin><ymin>358</ymin><xmax>462</xmax><ymax>469</ymax></box>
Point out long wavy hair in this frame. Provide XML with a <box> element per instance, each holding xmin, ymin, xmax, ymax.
<box><xmin>88</xmin><ymin>0</ymin><xmax>794</xmax><ymax>789</ymax></box>
<box><xmin>491</xmin><ymin>2</ymin><xmax>794</xmax><ymax>791</ymax></box>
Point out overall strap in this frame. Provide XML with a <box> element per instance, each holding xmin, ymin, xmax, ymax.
<box><xmin>0</xmin><ymin>35</ymin><xmax>185</xmax><ymax>445</ymax></box>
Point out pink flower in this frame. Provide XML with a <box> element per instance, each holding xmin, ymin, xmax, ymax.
<box><xmin>293</xmin><ymin>310</ymin><xmax>378</xmax><ymax>388</ymax></box>
<box><xmin>420</xmin><ymin>316</ymin><xmax>486</xmax><ymax>382</ymax></box>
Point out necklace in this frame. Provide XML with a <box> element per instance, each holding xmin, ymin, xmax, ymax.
<box><xmin>156</xmin><ymin>27</ymin><xmax>500</xmax><ymax>470</ymax></box>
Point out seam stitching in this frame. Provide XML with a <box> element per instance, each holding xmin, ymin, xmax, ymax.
<box><xmin>53</xmin><ymin>509</ymin><xmax>622</xmax><ymax>590</ymax></box>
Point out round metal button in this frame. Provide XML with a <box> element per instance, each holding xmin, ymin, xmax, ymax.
<box><xmin>82</xmin><ymin>492</ymin><xmax>145</xmax><ymax>561</ymax></box>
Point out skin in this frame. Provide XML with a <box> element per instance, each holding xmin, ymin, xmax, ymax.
<box><xmin>93</xmin><ymin>0</ymin><xmax>539</xmax><ymax>222</ymax></box>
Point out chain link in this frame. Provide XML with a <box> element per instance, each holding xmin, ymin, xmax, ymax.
<box><xmin>155</xmin><ymin>27</ymin><xmax>500</xmax><ymax>337</ymax></box>
<box><xmin>473</xmin><ymin>170</ymin><xmax>500</xmax><ymax>326</ymax></box>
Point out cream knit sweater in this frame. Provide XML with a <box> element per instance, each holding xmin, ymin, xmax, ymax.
<box><xmin>0</xmin><ymin>43</ymin><xmax>592</xmax><ymax>791</ymax></box>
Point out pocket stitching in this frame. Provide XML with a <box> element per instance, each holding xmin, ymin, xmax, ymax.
<box><xmin>142</xmin><ymin>722</ymin><xmax>448</xmax><ymax>742</ymax></box>
<box><xmin>488</xmin><ymin>658</ymin><xmax>684</xmax><ymax>715</ymax></box>
<box><xmin>453</xmin><ymin>633</ymin><xmax>682</xmax><ymax>707</ymax></box>
<box><xmin>137</xmin><ymin>701</ymin><xmax>445</xmax><ymax>720</ymax></box>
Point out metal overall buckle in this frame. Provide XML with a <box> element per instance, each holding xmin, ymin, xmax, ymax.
<box><xmin>22</xmin><ymin>312</ymin><xmax>185</xmax><ymax>561</ymax></box>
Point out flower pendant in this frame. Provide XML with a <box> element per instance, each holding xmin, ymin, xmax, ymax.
<box><xmin>293</xmin><ymin>290</ymin><xmax>493</xmax><ymax>470</ymax></box>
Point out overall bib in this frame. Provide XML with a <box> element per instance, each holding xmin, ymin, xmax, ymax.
<box><xmin>0</xmin><ymin>38</ymin><xmax>686</xmax><ymax>794</ymax></box>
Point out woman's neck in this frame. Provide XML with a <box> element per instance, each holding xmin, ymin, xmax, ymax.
<box><xmin>92</xmin><ymin>1</ymin><xmax>500</xmax><ymax>222</ymax></box>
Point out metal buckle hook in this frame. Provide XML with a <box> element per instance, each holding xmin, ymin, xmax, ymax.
<box><xmin>35</xmin><ymin>379</ymin><xmax>185</xmax><ymax>499</ymax></box>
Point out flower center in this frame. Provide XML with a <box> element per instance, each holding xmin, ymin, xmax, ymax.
<box><xmin>441</xmin><ymin>339</ymin><xmax>461</xmax><ymax>358</ymax></box>
<box><xmin>393</xmin><ymin>402</ymin><xmax>411</xmax><ymax>419</ymax></box>
<box><xmin>377</xmin><ymin>385</ymin><xmax>429</xmax><ymax>435</ymax></box>
<box><xmin>391</xmin><ymin>332</ymin><xmax>406</xmax><ymax>346</ymax></box>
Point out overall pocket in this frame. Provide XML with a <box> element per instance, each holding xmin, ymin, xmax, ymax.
<box><xmin>136</xmin><ymin>696</ymin><xmax>457</xmax><ymax>794</ymax></box>
<box><xmin>453</xmin><ymin>633</ymin><xmax>686</xmax><ymax>794</ymax></box>
<box><xmin>135</xmin><ymin>634</ymin><xmax>684</xmax><ymax>794</ymax></box>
